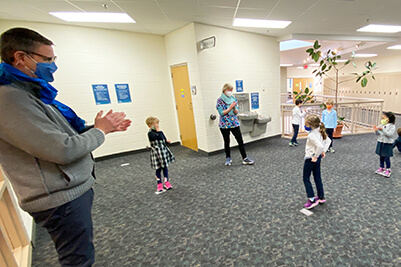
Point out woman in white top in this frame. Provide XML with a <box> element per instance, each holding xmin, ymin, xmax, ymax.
<box><xmin>290</xmin><ymin>98</ymin><xmax>306</xmax><ymax>146</ymax></box>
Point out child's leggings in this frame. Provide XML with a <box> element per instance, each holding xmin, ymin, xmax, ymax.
<box><xmin>380</xmin><ymin>156</ymin><xmax>391</xmax><ymax>169</ymax></box>
<box><xmin>156</xmin><ymin>167</ymin><xmax>168</xmax><ymax>184</ymax></box>
<box><xmin>303</xmin><ymin>156</ymin><xmax>324</xmax><ymax>199</ymax></box>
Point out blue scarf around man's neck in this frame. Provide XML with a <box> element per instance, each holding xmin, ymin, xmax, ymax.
<box><xmin>0</xmin><ymin>63</ymin><xmax>86</xmax><ymax>132</ymax></box>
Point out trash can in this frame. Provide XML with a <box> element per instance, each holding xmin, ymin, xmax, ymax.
<box><xmin>237</xmin><ymin>113</ymin><xmax>258</xmax><ymax>134</ymax></box>
<box><xmin>250</xmin><ymin>115</ymin><xmax>272</xmax><ymax>137</ymax></box>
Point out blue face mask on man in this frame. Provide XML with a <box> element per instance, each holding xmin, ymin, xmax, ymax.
<box><xmin>25</xmin><ymin>54</ymin><xmax>58</xmax><ymax>83</ymax></box>
<box><xmin>34</xmin><ymin>62</ymin><xmax>58</xmax><ymax>82</ymax></box>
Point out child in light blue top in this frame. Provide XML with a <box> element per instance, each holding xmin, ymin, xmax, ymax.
<box><xmin>321</xmin><ymin>99</ymin><xmax>337</xmax><ymax>153</ymax></box>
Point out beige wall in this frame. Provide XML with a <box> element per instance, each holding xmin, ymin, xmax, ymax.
<box><xmin>165</xmin><ymin>23</ymin><xmax>282</xmax><ymax>153</ymax></box>
<box><xmin>1</xmin><ymin>20</ymin><xmax>283</xmax><ymax>156</ymax></box>
<box><xmin>193</xmin><ymin>23</ymin><xmax>281</xmax><ymax>152</ymax></box>
<box><xmin>0</xmin><ymin>20</ymin><xmax>179</xmax><ymax>157</ymax></box>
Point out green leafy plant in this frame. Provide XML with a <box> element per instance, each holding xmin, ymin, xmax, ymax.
<box><xmin>306</xmin><ymin>40</ymin><xmax>377</xmax><ymax>108</ymax></box>
<box><xmin>293</xmin><ymin>86</ymin><xmax>315</xmax><ymax>104</ymax></box>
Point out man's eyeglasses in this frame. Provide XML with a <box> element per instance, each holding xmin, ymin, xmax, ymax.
<box><xmin>25</xmin><ymin>51</ymin><xmax>57</xmax><ymax>63</ymax></box>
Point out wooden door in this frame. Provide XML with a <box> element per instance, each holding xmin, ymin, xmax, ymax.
<box><xmin>171</xmin><ymin>65</ymin><xmax>198</xmax><ymax>151</ymax></box>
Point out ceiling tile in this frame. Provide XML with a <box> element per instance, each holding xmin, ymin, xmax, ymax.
<box><xmin>235</xmin><ymin>8</ymin><xmax>272</xmax><ymax>19</ymax></box>
<box><xmin>239</xmin><ymin>0</ymin><xmax>280</xmax><ymax>10</ymax></box>
<box><xmin>69</xmin><ymin>1</ymin><xmax>122</xmax><ymax>12</ymax></box>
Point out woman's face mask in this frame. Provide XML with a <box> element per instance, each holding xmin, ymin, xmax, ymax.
<box><xmin>304</xmin><ymin>125</ymin><xmax>312</xmax><ymax>131</ymax></box>
<box><xmin>225</xmin><ymin>90</ymin><xmax>233</xmax><ymax>97</ymax></box>
<box><xmin>381</xmin><ymin>118</ymin><xmax>389</xmax><ymax>125</ymax></box>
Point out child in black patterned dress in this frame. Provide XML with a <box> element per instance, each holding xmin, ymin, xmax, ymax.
<box><xmin>146</xmin><ymin>116</ymin><xmax>175</xmax><ymax>192</ymax></box>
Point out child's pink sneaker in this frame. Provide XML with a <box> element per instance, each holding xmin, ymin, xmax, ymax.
<box><xmin>304</xmin><ymin>198</ymin><xmax>318</xmax><ymax>209</ymax></box>
<box><xmin>157</xmin><ymin>183</ymin><xmax>164</xmax><ymax>192</ymax></box>
<box><xmin>375</xmin><ymin>168</ymin><xmax>385</xmax><ymax>175</ymax></box>
<box><xmin>382</xmin><ymin>169</ymin><xmax>391</xmax><ymax>178</ymax></box>
<box><xmin>164</xmin><ymin>181</ymin><xmax>173</xmax><ymax>190</ymax></box>
<box><xmin>315</xmin><ymin>196</ymin><xmax>326</xmax><ymax>204</ymax></box>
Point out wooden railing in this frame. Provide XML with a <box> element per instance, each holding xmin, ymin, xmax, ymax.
<box><xmin>0</xmin><ymin>166</ymin><xmax>32</xmax><ymax>267</ymax></box>
<box><xmin>281</xmin><ymin>94</ymin><xmax>384</xmax><ymax>138</ymax></box>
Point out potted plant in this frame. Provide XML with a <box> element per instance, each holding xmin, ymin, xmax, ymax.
<box><xmin>306</xmin><ymin>40</ymin><xmax>377</xmax><ymax>137</ymax></box>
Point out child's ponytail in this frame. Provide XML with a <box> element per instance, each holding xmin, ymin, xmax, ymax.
<box><xmin>319</xmin><ymin>122</ymin><xmax>327</xmax><ymax>140</ymax></box>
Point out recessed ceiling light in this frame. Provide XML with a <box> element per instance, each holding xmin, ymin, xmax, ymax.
<box><xmin>280</xmin><ymin>40</ymin><xmax>313</xmax><ymax>51</ymax></box>
<box><xmin>233</xmin><ymin>18</ymin><xmax>291</xmax><ymax>29</ymax></box>
<box><xmin>280</xmin><ymin>64</ymin><xmax>293</xmax><ymax>67</ymax></box>
<box><xmin>357</xmin><ymin>24</ymin><xmax>401</xmax><ymax>33</ymax></box>
<box><xmin>49</xmin><ymin>12</ymin><xmax>136</xmax><ymax>23</ymax></box>
<box><xmin>353</xmin><ymin>53</ymin><xmax>377</xmax><ymax>58</ymax></box>
<box><xmin>387</xmin><ymin>45</ymin><xmax>401</xmax><ymax>50</ymax></box>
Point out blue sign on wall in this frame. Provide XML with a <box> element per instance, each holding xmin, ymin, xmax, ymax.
<box><xmin>251</xmin><ymin>92</ymin><xmax>259</xmax><ymax>110</ymax></box>
<box><xmin>235</xmin><ymin>80</ymin><xmax>243</xmax><ymax>92</ymax></box>
<box><xmin>92</xmin><ymin>84</ymin><xmax>111</xmax><ymax>105</ymax></box>
<box><xmin>115</xmin><ymin>84</ymin><xmax>132</xmax><ymax>103</ymax></box>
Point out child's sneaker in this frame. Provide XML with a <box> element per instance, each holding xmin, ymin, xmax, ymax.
<box><xmin>304</xmin><ymin>198</ymin><xmax>319</xmax><ymax>209</ymax></box>
<box><xmin>225</xmin><ymin>157</ymin><xmax>232</xmax><ymax>166</ymax></box>
<box><xmin>242</xmin><ymin>157</ymin><xmax>254</xmax><ymax>165</ymax></box>
<box><xmin>164</xmin><ymin>181</ymin><xmax>173</xmax><ymax>190</ymax></box>
<box><xmin>382</xmin><ymin>169</ymin><xmax>391</xmax><ymax>178</ymax></box>
<box><xmin>157</xmin><ymin>183</ymin><xmax>164</xmax><ymax>192</ymax></box>
<box><xmin>375</xmin><ymin>168</ymin><xmax>385</xmax><ymax>175</ymax></box>
<box><xmin>315</xmin><ymin>196</ymin><xmax>326</xmax><ymax>204</ymax></box>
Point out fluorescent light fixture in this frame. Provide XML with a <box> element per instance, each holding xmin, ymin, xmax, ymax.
<box><xmin>353</xmin><ymin>53</ymin><xmax>377</xmax><ymax>58</ymax></box>
<box><xmin>357</xmin><ymin>24</ymin><xmax>401</xmax><ymax>33</ymax></box>
<box><xmin>280</xmin><ymin>64</ymin><xmax>293</xmax><ymax>67</ymax></box>
<box><xmin>49</xmin><ymin>12</ymin><xmax>135</xmax><ymax>23</ymax></box>
<box><xmin>387</xmin><ymin>45</ymin><xmax>401</xmax><ymax>50</ymax></box>
<box><xmin>296</xmin><ymin>66</ymin><xmax>304</xmax><ymax>69</ymax></box>
<box><xmin>309</xmin><ymin>63</ymin><xmax>320</xmax><ymax>67</ymax></box>
<box><xmin>280</xmin><ymin>40</ymin><xmax>313</xmax><ymax>51</ymax></box>
<box><xmin>336</xmin><ymin>59</ymin><xmax>348</xmax><ymax>62</ymax></box>
<box><xmin>233</xmin><ymin>18</ymin><xmax>291</xmax><ymax>29</ymax></box>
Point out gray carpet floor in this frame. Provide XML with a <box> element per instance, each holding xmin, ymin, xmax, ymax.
<box><xmin>32</xmin><ymin>123</ymin><xmax>401</xmax><ymax>266</ymax></box>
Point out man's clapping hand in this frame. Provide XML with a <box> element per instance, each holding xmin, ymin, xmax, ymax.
<box><xmin>94</xmin><ymin>110</ymin><xmax>132</xmax><ymax>134</ymax></box>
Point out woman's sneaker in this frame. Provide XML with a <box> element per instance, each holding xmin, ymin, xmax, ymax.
<box><xmin>242</xmin><ymin>157</ymin><xmax>254</xmax><ymax>165</ymax></box>
<box><xmin>225</xmin><ymin>157</ymin><xmax>232</xmax><ymax>166</ymax></box>
<box><xmin>304</xmin><ymin>198</ymin><xmax>319</xmax><ymax>209</ymax></box>
<box><xmin>375</xmin><ymin>168</ymin><xmax>385</xmax><ymax>175</ymax></box>
<box><xmin>164</xmin><ymin>181</ymin><xmax>173</xmax><ymax>190</ymax></box>
<box><xmin>289</xmin><ymin>142</ymin><xmax>295</xmax><ymax>147</ymax></box>
<box><xmin>315</xmin><ymin>196</ymin><xmax>326</xmax><ymax>204</ymax></box>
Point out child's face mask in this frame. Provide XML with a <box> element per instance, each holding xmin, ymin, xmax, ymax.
<box><xmin>381</xmin><ymin>118</ymin><xmax>388</xmax><ymax>125</ymax></box>
<box><xmin>326</xmin><ymin>105</ymin><xmax>333</xmax><ymax>110</ymax></box>
<box><xmin>151</xmin><ymin>126</ymin><xmax>156</xmax><ymax>130</ymax></box>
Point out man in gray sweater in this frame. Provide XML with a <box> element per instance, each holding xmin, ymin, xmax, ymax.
<box><xmin>0</xmin><ymin>27</ymin><xmax>131</xmax><ymax>266</ymax></box>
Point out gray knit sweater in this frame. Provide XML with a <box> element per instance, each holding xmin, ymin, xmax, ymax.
<box><xmin>0</xmin><ymin>80</ymin><xmax>105</xmax><ymax>213</ymax></box>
